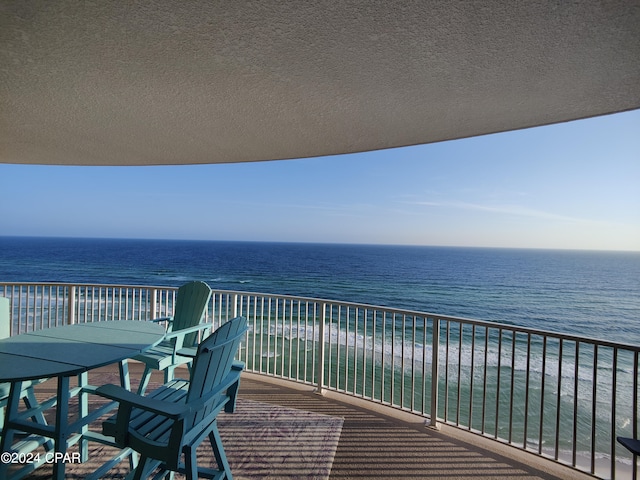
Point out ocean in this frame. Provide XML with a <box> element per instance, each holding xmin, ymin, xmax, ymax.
<box><xmin>1</xmin><ymin>236</ymin><xmax>639</xmax><ymax>345</ymax></box>
<box><xmin>2</xmin><ymin>236</ymin><xmax>640</xmax><ymax>475</ymax></box>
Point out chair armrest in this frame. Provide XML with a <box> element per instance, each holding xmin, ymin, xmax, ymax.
<box><xmin>164</xmin><ymin>323</ymin><xmax>213</xmax><ymax>351</ymax></box>
<box><xmin>163</xmin><ymin>323</ymin><xmax>212</xmax><ymax>339</ymax></box>
<box><xmin>95</xmin><ymin>384</ymin><xmax>187</xmax><ymax>419</ymax></box>
<box><xmin>232</xmin><ymin>360</ymin><xmax>245</xmax><ymax>371</ymax></box>
<box><xmin>175</xmin><ymin>347</ymin><xmax>197</xmax><ymax>358</ymax></box>
<box><xmin>151</xmin><ymin>316</ymin><xmax>173</xmax><ymax>332</ymax></box>
<box><xmin>618</xmin><ymin>436</ymin><xmax>640</xmax><ymax>455</ymax></box>
<box><xmin>97</xmin><ymin>376</ymin><xmax>235</xmax><ymax>420</ymax></box>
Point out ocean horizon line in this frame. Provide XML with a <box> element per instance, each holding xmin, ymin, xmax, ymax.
<box><xmin>2</xmin><ymin>235</ymin><xmax>639</xmax><ymax>254</ymax></box>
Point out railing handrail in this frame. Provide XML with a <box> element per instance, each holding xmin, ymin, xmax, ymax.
<box><xmin>2</xmin><ymin>281</ymin><xmax>635</xmax><ymax>352</ymax></box>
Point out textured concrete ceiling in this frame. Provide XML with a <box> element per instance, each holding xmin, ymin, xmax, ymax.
<box><xmin>1</xmin><ymin>1</ymin><xmax>639</xmax><ymax>166</ymax></box>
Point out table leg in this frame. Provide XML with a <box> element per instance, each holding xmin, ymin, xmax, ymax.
<box><xmin>51</xmin><ymin>376</ymin><xmax>70</xmax><ymax>480</ymax></box>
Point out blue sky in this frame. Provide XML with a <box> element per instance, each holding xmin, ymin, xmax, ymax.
<box><xmin>2</xmin><ymin>109</ymin><xmax>639</xmax><ymax>251</ymax></box>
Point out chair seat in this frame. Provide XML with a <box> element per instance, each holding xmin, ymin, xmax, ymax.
<box><xmin>103</xmin><ymin>362</ymin><xmax>244</xmax><ymax>439</ymax></box>
<box><xmin>103</xmin><ymin>379</ymin><xmax>191</xmax><ymax>439</ymax></box>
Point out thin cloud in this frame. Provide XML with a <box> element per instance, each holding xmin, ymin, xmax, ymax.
<box><xmin>234</xmin><ymin>200</ymin><xmax>373</xmax><ymax>217</ymax></box>
<box><xmin>406</xmin><ymin>200</ymin><xmax>598</xmax><ymax>224</ymax></box>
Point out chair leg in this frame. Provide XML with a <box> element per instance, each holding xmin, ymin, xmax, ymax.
<box><xmin>23</xmin><ymin>388</ymin><xmax>54</xmax><ymax>452</ymax></box>
<box><xmin>209</xmin><ymin>423</ymin><xmax>232</xmax><ymax>479</ymax></box>
<box><xmin>184</xmin><ymin>444</ymin><xmax>198</xmax><ymax>480</ymax></box>
<box><xmin>132</xmin><ymin>456</ymin><xmax>154</xmax><ymax>480</ymax></box>
<box><xmin>129</xmin><ymin>450</ymin><xmax>139</xmax><ymax>470</ymax></box>
<box><xmin>119</xmin><ymin>359</ymin><xmax>132</xmax><ymax>390</ymax></box>
<box><xmin>137</xmin><ymin>366</ymin><xmax>153</xmax><ymax>395</ymax></box>
<box><xmin>225</xmin><ymin>378</ymin><xmax>241</xmax><ymax>413</ymax></box>
<box><xmin>164</xmin><ymin>366</ymin><xmax>175</xmax><ymax>384</ymax></box>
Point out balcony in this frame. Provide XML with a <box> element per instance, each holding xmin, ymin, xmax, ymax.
<box><xmin>16</xmin><ymin>363</ymin><xmax>589</xmax><ymax>479</ymax></box>
<box><xmin>1</xmin><ymin>282</ymin><xmax>638</xmax><ymax>479</ymax></box>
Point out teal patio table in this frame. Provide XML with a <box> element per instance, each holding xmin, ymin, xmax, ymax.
<box><xmin>0</xmin><ymin>320</ymin><xmax>165</xmax><ymax>480</ymax></box>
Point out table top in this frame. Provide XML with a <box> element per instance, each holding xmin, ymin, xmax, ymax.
<box><xmin>0</xmin><ymin>321</ymin><xmax>165</xmax><ymax>382</ymax></box>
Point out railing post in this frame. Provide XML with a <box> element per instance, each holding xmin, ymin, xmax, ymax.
<box><xmin>150</xmin><ymin>288</ymin><xmax>158</xmax><ymax>320</ymax></box>
<box><xmin>232</xmin><ymin>293</ymin><xmax>239</xmax><ymax>318</ymax></box>
<box><xmin>315</xmin><ymin>301</ymin><xmax>327</xmax><ymax>395</ymax></box>
<box><xmin>67</xmin><ymin>285</ymin><xmax>76</xmax><ymax>325</ymax></box>
<box><xmin>428</xmin><ymin>317</ymin><xmax>440</xmax><ymax>429</ymax></box>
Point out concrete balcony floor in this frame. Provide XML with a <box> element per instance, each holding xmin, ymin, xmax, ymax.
<box><xmin>19</xmin><ymin>362</ymin><xmax>592</xmax><ymax>480</ymax></box>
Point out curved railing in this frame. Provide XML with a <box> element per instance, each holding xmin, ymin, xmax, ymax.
<box><xmin>1</xmin><ymin>282</ymin><xmax>638</xmax><ymax>479</ymax></box>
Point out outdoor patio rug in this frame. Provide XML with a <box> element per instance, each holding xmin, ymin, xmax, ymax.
<box><xmin>217</xmin><ymin>398</ymin><xmax>344</xmax><ymax>480</ymax></box>
<box><xmin>21</xmin><ymin>393</ymin><xmax>343</xmax><ymax>479</ymax></box>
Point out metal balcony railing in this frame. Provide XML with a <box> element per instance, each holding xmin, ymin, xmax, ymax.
<box><xmin>1</xmin><ymin>282</ymin><xmax>638</xmax><ymax>479</ymax></box>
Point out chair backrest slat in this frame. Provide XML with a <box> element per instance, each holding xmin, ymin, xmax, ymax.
<box><xmin>0</xmin><ymin>297</ymin><xmax>10</xmax><ymax>340</ymax></box>
<box><xmin>170</xmin><ymin>281</ymin><xmax>212</xmax><ymax>347</ymax></box>
<box><xmin>186</xmin><ymin>316</ymin><xmax>247</xmax><ymax>427</ymax></box>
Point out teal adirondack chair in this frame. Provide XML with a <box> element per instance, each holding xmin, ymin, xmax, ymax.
<box><xmin>1</xmin><ymin>297</ymin><xmax>38</xmax><ymax>423</ymax></box>
<box><xmin>133</xmin><ymin>281</ymin><xmax>212</xmax><ymax>394</ymax></box>
<box><xmin>96</xmin><ymin>316</ymin><xmax>248</xmax><ymax>480</ymax></box>
<box><xmin>0</xmin><ymin>297</ymin><xmax>51</xmax><ymax>451</ymax></box>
